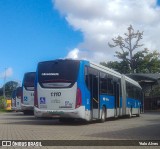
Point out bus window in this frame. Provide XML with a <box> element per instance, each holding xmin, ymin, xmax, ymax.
<box><xmin>24</xmin><ymin>73</ymin><xmax>35</xmax><ymax>91</ymax></box>
<box><xmin>38</xmin><ymin>60</ymin><xmax>80</xmax><ymax>88</ymax></box>
<box><xmin>22</xmin><ymin>72</ymin><xmax>35</xmax><ymax>114</ymax></box>
<box><xmin>16</xmin><ymin>87</ymin><xmax>22</xmax><ymax>99</ymax></box>
<box><xmin>107</xmin><ymin>75</ymin><xmax>113</xmax><ymax>95</ymax></box>
<box><xmin>100</xmin><ymin>72</ymin><xmax>108</xmax><ymax>94</ymax></box>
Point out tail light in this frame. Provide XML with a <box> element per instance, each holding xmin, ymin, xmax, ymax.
<box><xmin>75</xmin><ymin>88</ymin><xmax>82</xmax><ymax>108</ymax></box>
<box><xmin>34</xmin><ymin>89</ymin><xmax>38</xmax><ymax>108</ymax></box>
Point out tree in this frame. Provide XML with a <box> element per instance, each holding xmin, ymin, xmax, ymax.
<box><xmin>0</xmin><ymin>88</ymin><xmax>3</xmax><ymax>96</ymax></box>
<box><xmin>149</xmin><ymin>86</ymin><xmax>160</xmax><ymax>97</ymax></box>
<box><xmin>0</xmin><ymin>96</ymin><xmax>6</xmax><ymax>109</ymax></box>
<box><xmin>101</xmin><ymin>49</ymin><xmax>160</xmax><ymax>74</ymax></box>
<box><xmin>1</xmin><ymin>81</ymin><xmax>19</xmax><ymax>98</ymax></box>
<box><xmin>100</xmin><ymin>61</ymin><xmax>130</xmax><ymax>74</ymax></box>
<box><xmin>134</xmin><ymin>49</ymin><xmax>160</xmax><ymax>73</ymax></box>
<box><xmin>108</xmin><ymin>25</ymin><xmax>144</xmax><ymax>73</ymax></box>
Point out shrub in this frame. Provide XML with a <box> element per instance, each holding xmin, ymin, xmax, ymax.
<box><xmin>0</xmin><ymin>96</ymin><xmax>6</xmax><ymax>109</ymax></box>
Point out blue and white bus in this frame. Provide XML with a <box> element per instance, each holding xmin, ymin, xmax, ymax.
<box><xmin>11</xmin><ymin>87</ymin><xmax>22</xmax><ymax>111</ymax></box>
<box><xmin>22</xmin><ymin>72</ymin><xmax>35</xmax><ymax>115</ymax></box>
<box><xmin>34</xmin><ymin>59</ymin><xmax>142</xmax><ymax>122</ymax></box>
<box><xmin>15</xmin><ymin>87</ymin><xmax>22</xmax><ymax>111</ymax></box>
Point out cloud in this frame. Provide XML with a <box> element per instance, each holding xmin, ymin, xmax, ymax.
<box><xmin>53</xmin><ymin>0</ymin><xmax>160</xmax><ymax>62</ymax></box>
<box><xmin>0</xmin><ymin>67</ymin><xmax>13</xmax><ymax>78</ymax></box>
<box><xmin>66</xmin><ymin>48</ymin><xmax>79</xmax><ymax>59</ymax></box>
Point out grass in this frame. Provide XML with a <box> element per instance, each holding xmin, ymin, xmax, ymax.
<box><xmin>0</xmin><ymin>109</ymin><xmax>5</xmax><ymax>113</ymax></box>
<box><xmin>0</xmin><ymin>109</ymin><xmax>12</xmax><ymax>113</ymax></box>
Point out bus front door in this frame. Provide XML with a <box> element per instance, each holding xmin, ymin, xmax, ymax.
<box><xmin>90</xmin><ymin>73</ymin><xmax>99</xmax><ymax>120</ymax></box>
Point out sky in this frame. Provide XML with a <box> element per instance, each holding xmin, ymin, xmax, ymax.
<box><xmin>0</xmin><ymin>0</ymin><xmax>160</xmax><ymax>87</ymax></box>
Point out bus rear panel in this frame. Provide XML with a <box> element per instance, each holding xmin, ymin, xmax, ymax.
<box><xmin>34</xmin><ymin>60</ymin><xmax>88</xmax><ymax>119</ymax></box>
<box><xmin>11</xmin><ymin>87</ymin><xmax>22</xmax><ymax>111</ymax></box>
<box><xmin>16</xmin><ymin>87</ymin><xmax>22</xmax><ymax>111</ymax></box>
<box><xmin>22</xmin><ymin>72</ymin><xmax>35</xmax><ymax>114</ymax></box>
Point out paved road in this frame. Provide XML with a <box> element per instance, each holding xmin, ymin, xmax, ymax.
<box><xmin>0</xmin><ymin>112</ymin><xmax>160</xmax><ymax>149</ymax></box>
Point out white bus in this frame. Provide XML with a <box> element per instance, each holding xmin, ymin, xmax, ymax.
<box><xmin>11</xmin><ymin>87</ymin><xmax>22</xmax><ymax>111</ymax></box>
<box><xmin>22</xmin><ymin>72</ymin><xmax>35</xmax><ymax>115</ymax></box>
<box><xmin>34</xmin><ymin>59</ymin><xmax>142</xmax><ymax>122</ymax></box>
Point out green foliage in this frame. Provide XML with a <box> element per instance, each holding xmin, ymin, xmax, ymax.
<box><xmin>101</xmin><ymin>49</ymin><xmax>160</xmax><ymax>74</ymax></box>
<box><xmin>100</xmin><ymin>61</ymin><xmax>130</xmax><ymax>74</ymax></box>
<box><xmin>0</xmin><ymin>96</ymin><xmax>6</xmax><ymax>109</ymax></box>
<box><xmin>132</xmin><ymin>49</ymin><xmax>160</xmax><ymax>73</ymax></box>
<box><xmin>0</xmin><ymin>81</ymin><xmax>19</xmax><ymax>98</ymax></box>
<box><xmin>107</xmin><ymin>25</ymin><xmax>160</xmax><ymax>74</ymax></box>
<box><xmin>149</xmin><ymin>86</ymin><xmax>160</xmax><ymax>97</ymax></box>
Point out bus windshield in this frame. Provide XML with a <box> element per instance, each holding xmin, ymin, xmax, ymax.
<box><xmin>24</xmin><ymin>72</ymin><xmax>35</xmax><ymax>91</ymax></box>
<box><xmin>38</xmin><ymin>60</ymin><xmax>80</xmax><ymax>88</ymax></box>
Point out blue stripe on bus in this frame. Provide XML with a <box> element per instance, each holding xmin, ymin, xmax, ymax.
<box><xmin>100</xmin><ymin>95</ymin><xmax>123</xmax><ymax>109</ymax></box>
<box><xmin>126</xmin><ymin>98</ymin><xmax>141</xmax><ymax>108</ymax></box>
<box><xmin>77</xmin><ymin>60</ymin><xmax>90</xmax><ymax>110</ymax></box>
<box><xmin>100</xmin><ymin>95</ymin><xmax>114</xmax><ymax>109</ymax></box>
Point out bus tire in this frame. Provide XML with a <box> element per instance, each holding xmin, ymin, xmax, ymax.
<box><xmin>100</xmin><ymin>106</ymin><xmax>106</xmax><ymax>123</ymax></box>
<box><xmin>23</xmin><ymin>111</ymin><xmax>28</xmax><ymax>115</ymax></box>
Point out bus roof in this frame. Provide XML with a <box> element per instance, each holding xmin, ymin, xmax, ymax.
<box><xmin>90</xmin><ymin>61</ymin><xmax>121</xmax><ymax>78</ymax></box>
<box><xmin>123</xmin><ymin>75</ymin><xmax>142</xmax><ymax>89</ymax></box>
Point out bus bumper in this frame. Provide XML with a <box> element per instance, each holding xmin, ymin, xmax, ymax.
<box><xmin>16</xmin><ymin>107</ymin><xmax>22</xmax><ymax>112</ymax></box>
<box><xmin>34</xmin><ymin>106</ymin><xmax>86</xmax><ymax>120</ymax></box>
<box><xmin>21</xmin><ymin>104</ymin><xmax>34</xmax><ymax>111</ymax></box>
<box><xmin>11</xmin><ymin>107</ymin><xmax>16</xmax><ymax>111</ymax></box>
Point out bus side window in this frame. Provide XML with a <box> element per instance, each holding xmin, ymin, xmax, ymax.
<box><xmin>107</xmin><ymin>75</ymin><xmax>113</xmax><ymax>95</ymax></box>
<box><xmin>126</xmin><ymin>82</ymin><xmax>137</xmax><ymax>99</ymax></box>
<box><xmin>126</xmin><ymin>82</ymin><xmax>131</xmax><ymax>98</ymax></box>
<box><xmin>100</xmin><ymin>72</ymin><xmax>108</xmax><ymax>94</ymax></box>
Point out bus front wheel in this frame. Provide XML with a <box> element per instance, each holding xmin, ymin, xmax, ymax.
<box><xmin>100</xmin><ymin>106</ymin><xmax>106</xmax><ymax>123</ymax></box>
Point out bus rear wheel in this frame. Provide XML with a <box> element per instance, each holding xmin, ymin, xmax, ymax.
<box><xmin>100</xmin><ymin>106</ymin><xmax>106</xmax><ymax>123</ymax></box>
<box><xmin>23</xmin><ymin>110</ymin><xmax>34</xmax><ymax>115</ymax></box>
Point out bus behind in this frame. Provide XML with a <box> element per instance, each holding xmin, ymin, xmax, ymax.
<box><xmin>22</xmin><ymin>72</ymin><xmax>35</xmax><ymax>115</ymax></box>
<box><xmin>11</xmin><ymin>87</ymin><xmax>22</xmax><ymax>111</ymax></box>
